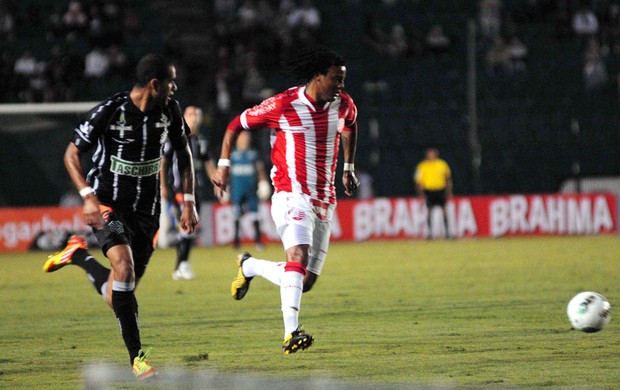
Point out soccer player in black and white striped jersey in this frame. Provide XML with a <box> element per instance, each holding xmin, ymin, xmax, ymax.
<box><xmin>161</xmin><ymin>105</ymin><xmax>217</xmax><ymax>280</ymax></box>
<box><xmin>43</xmin><ymin>54</ymin><xmax>199</xmax><ymax>379</ymax></box>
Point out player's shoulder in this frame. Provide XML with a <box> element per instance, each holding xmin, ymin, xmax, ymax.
<box><xmin>337</xmin><ymin>92</ymin><xmax>357</xmax><ymax>114</ymax></box>
<box><xmin>165</xmin><ymin>99</ymin><xmax>184</xmax><ymax>118</ymax></box>
<box><xmin>283</xmin><ymin>85</ymin><xmax>302</xmax><ymax>97</ymax></box>
<box><xmin>83</xmin><ymin>91</ymin><xmax>129</xmax><ymax>124</ymax></box>
<box><xmin>168</xmin><ymin>98</ymin><xmax>183</xmax><ymax>111</ymax></box>
<box><xmin>90</xmin><ymin>91</ymin><xmax>128</xmax><ymax>114</ymax></box>
<box><xmin>337</xmin><ymin>91</ymin><xmax>357</xmax><ymax>121</ymax></box>
<box><xmin>271</xmin><ymin>86</ymin><xmax>301</xmax><ymax>106</ymax></box>
<box><xmin>106</xmin><ymin>91</ymin><xmax>130</xmax><ymax>108</ymax></box>
<box><xmin>245</xmin><ymin>89</ymin><xmax>292</xmax><ymax>117</ymax></box>
<box><xmin>338</xmin><ymin>91</ymin><xmax>355</xmax><ymax>105</ymax></box>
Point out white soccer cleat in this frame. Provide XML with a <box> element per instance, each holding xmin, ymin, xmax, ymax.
<box><xmin>172</xmin><ymin>261</ymin><xmax>195</xmax><ymax>280</ymax></box>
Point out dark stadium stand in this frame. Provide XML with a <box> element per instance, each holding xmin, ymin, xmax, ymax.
<box><xmin>0</xmin><ymin>0</ymin><xmax>619</xmax><ymax>206</ymax></box>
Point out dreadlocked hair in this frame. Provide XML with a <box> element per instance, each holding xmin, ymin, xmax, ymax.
<box><xmin>283</xmin><ymin>46</ymin><xmax>346</xmax><ymax>83</ymax></box>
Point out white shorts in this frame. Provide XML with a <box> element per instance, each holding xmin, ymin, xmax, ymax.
<box><xmin>270</xmin><ymin>191</ymin><xmax>336</xmax><ymax>275</ymax></box>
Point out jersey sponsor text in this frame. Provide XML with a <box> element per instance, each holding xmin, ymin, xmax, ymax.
<box><xmin>110</xmin><ymin>156</ymin><xmax>162</xmax><ymax>177</ymax></box>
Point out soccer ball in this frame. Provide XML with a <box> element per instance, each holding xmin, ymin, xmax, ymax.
<box><xmin>566</xmin><ymin>291</ymin><xmax>611</xmax><ymax>333</ymax></box>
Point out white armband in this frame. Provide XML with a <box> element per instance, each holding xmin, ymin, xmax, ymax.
<box><xmin>343</xmin><ymin>163</ymin><xmax>355</xmax><ymax>172</ymax></box>
<box><xmin>183</xmin><ymin>193</ymin><xmax>195</xmax><ymax>203</ymax></box>
<box><xmin>218</xmin><ymin>159</ymin><xmax>231</xmax><ymax>167</ymax></box>
<box><xmin>79</xmin><ymin>186</ymin><xmax>94</xmax><ymax>198</ymax></box>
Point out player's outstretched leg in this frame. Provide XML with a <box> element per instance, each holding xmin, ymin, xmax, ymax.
<box><xmin>232</xmin><ymin>253</ymin><xmax>286</xmax><ymax>288</ymax></box>
<box><xmin>231</xmin><ymin>252</ymin><xmax>254</xmax><ymax>300</ymax></box>
<box><xmin>282</xmin><ymin>326</ymin><xmax>314</xmax><ymax>354</ymax></box>
<box><xmin>43</xmin><ymin>234</ymin><xmax>111</xmax><ymax>296</ymax></box>
<box><xmin>42</xmin><ymin>235</ymin><xmax>88</xmax><ymax>272</ymax></box>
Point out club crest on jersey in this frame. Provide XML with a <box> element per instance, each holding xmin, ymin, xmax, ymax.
<box><xmin>109</xmin><ymin>111</ymin><xmax>133</xmax><ymax>131</ymax></box>
<box><xmin>108</xmin><ymin>221</ymin><xmax>125</xmax><ymax>234</ymax></box>
<box><xmin>155</xmin><ymin>113</ymin><xmax>171</xmax><ymax>128</ymax></box>
<box><xmin>290</xmin><ymin>209</ymin><xmax>306</xmax><ymax>221</ymax></box>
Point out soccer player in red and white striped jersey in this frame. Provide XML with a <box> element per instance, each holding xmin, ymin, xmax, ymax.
<box><xmin>213</xmin><ymin>47</ymin><xmax>360</xmax><ymax>354</ymax></box>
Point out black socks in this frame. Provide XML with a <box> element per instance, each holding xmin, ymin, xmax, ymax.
<box><xmin>71</xmin><ymin>249</ymin><xmax>110</xmax><ymax>294</ymax></box>
<box><xmin>176</xmin><ymin>236</ymin><xmax>194</xmax><ymax>268</ymax></box>
<box><xmin>112</xmin><ymin>290</ymin><xmax>141</xmax><ymax>365</ymax></box>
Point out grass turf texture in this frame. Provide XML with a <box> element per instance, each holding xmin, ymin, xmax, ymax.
<box><xmin>0</xmin><ymin>236</ymin><xmax>618</xmax><ymax>389</ymax></box>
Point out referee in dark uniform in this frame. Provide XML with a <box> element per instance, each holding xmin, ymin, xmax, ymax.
<box><xmin>43</xmin><ymin>53</ymin><xmax>198</xmax><ymax>379</ymax></box>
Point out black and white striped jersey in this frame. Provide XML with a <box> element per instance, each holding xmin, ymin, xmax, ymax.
<box><xmin>71</xmin><ymin>91</ymin><xmax>189</xmax><ymax>215</ymax></box>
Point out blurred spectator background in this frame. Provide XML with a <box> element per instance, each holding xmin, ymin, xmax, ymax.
<box><xmin>0</xmin><ymin>0</ymin><xmax>619</xmax><ymax>206</ymax></box>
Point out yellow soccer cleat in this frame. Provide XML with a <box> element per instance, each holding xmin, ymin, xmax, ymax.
<box><xmin>282</xmin><ymin>326</ymin><xmax>314</xmax><ymax>355</ymax></box>
<box><xmin>132</xmin><ymin>348</ymin><xmax>157</xmax><ymax>380</ymax></box>
<box><xmin>231</xmin><ymin>252</ymin><xmax>253</xmax><ymax>300</ymax></box>
<box><xmin>42</xmin><ymin>235</ymin><xmax>88</xmax><ymax>272</ymax></box>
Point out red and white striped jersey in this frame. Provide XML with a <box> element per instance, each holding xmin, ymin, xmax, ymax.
<box><xmin>228</xmin><ymin>85</ymin><xmax>357</xmax><ymax>205</ymax></box>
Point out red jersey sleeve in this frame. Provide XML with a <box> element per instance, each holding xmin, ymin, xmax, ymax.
<box><xmin>226</xmin><ymin>116</ymin><xmax>244</xmax><ymax>132</ymax></box>
<box><xmin>339</xmin><ymin>92</ymin><xmax>358</xmax><ymax>131</ymax></box>
<box><xmin>239</xmin><ymin>94</ymin><xmax>285</xmax><ymax>130</ymax></box>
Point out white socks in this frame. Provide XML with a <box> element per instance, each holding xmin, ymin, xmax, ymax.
<box><xmin>243</xmin><ymin>256</ymin><xmax>306</xmax><ymax>339</ymax></box>
<box><xmin>280</xmin><ymin>262</ymin><xmax>306</xmax><ymax>338</ymax></box>
<box><xmin>242</xmin><ymin>257</ymin><xmax>285</xmax><ymax>286</ymax></box>
<box><xmin>280</xmin><ymin>269</ymin><xmax>303</xmax><ymax>338</ymax></box>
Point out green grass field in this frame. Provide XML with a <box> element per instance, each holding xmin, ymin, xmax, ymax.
<box><xmin>1</xmin><ymin>236</ymin><xmax>619</xmax><ymax>389</ymax></box>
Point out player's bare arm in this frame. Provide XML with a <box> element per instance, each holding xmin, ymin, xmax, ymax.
<box><xmin>204</xmin><ymin>160</ymin><xmax>217</xmax><ymax>181</ymax></box>
<box><xmin>203</xmin><ymin>159</ymin><xmax>219</xmax><ymax>199</ymax></box>
<box><xmin>256</xmin><ymin>160</ymin><xmax>268</xmax><ymax>182</ymax></box>
<box><xmin>212</xmin><ymin>128</ymin><xmax>238</xmax><ymax>197</ymax></box>
<box><xmin>64</xmin><ymin>143</ymin><xmax>103</xmax><ymax>229</ymax></box>
<box><xmin>176</xmin><ymin>143</ymin><xmax>199</xmax><ymax>233</ymax></box>
<box><xmin>341</xmin><ymin>129</ymin><xmax>360</xmax><ymax>196</ymax></box>
<box><xmin>160</xmin><ymin>155</ymin><xmax>170</xmax><ymax>199</ymax></box>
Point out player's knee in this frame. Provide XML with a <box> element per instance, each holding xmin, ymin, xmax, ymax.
<box><xmin>115</xmin><ymin>260</ymin><xmax>134</xmax><ymax>281</ymax></box>
<box><xmin>108</xmin><ymin>248</ymin><xmax>135</xmax><ymax>280</ymax></box>
<box><xmin>285</xmin><ymin>245</ymin><xmax>310</xmax><ymax>266</ymax></box>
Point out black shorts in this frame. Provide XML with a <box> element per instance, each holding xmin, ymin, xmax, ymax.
<box><xmin>94</xmin><ymin>205</ymin><xmax>159</xmax><ymax>279</ymax></box>
<box><xmin>423</xmin><ymin>189</ymin><xmax>448</xmax><ymax>208</ymax></box>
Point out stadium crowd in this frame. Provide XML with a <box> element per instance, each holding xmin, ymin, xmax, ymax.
<box><xmin>477</xmin><ymin>0</ymin><xmax>620</xmax><ymax>97</ymax></box>
<box><xmin>2</xmin><ymin>0</ymin><xmax>620</xmax><ymax>201</ymax></box>
<box><xmin>2</xmin><ymin>0</ymin><xmax>140</xmax><ymax>102</ymax></box>
<box><xmin>2</xmin><ymin>1</ymin><xmax>620</xmax><ymax>105</ymax></box>
<box><xmin>0</xmin><ymin>0</ymin><xmax>323</xmax><ymax>107</ymax></box>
